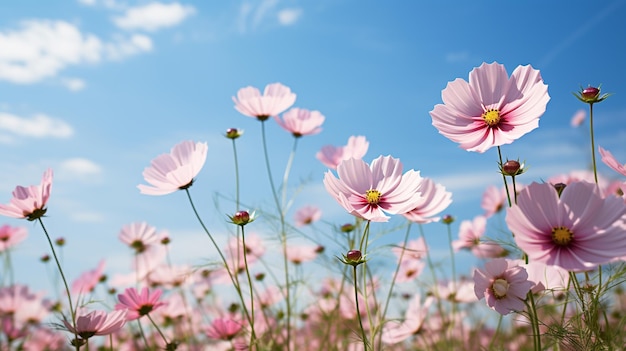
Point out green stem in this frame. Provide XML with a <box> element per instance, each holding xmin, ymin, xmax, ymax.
<box><xmin>497</xmin><ymin>146</ymin><xmax>512</xmax><ymax>208</ymax></box>
<box><xmin>240</xmin><ymin>225</ymin><xmax>258</xmax><ymax>346</ymax></box>
<box><xmin>588</xmin><ymin>103</ymin><xmax>599</xmax><ymax>184</ymax></box>
<box><xmin>527</xmin><ymin>292</ymin><xmax>542</xmax><ymax>351</ymax></box>
<box><xmin>147</xmin><ymin>313</ymin><xmax>171</xmax><ymax>348</ymax></box>
<box><xmin>231</xmin><ymin>138</ymin><xmax>241</xmax><ymax>210</ymax></box>
<box><xmin>281</xmin><ymin>138</ymin><xmax>299</xmax><ymax>208</ymax></box>
<box><xmin>353</xmin><ymin>265</ymin><xmax>369</xmax><ymax>351</ymax></box>
<box><xmin>37</xmin><ymin>218</ymin><xmax>79</xmax><ymax>351</ymax></box>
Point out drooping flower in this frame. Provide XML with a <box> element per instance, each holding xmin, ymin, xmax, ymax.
<box><xmin>323</xmin><ymin>155</ymin><xmax>424</xmax><ymax>222</ymax></box>
<box><xmin>599</xmin><ymin>146</ymin><xmax>626</xmax><ymax>177</ymax></box>
<box><xmin>115</xmin><ymin>287</ymin><xmax>166</xmax><ymax>320</ymax></box>
<box><xmin>506</xmin><ymin>181</ymin><xmax>626</xmax><ymax>271</ymax></box>
<box><xmin>274</xmin><ymin>108</ymin><xmax>325</xmax><ymax>137</ymax></box>
<box><xmin>473</xmin><ymin>258</ymin><xmax>533</xmax><ymax>315</ymax></box>
<box><xmin>0</xmin><ymin>225</ymin><xmax>27</xmax><ymax>252</ymax></box>
<box><xmin>430</xmin><ymin>62</ymin><xmax>550</xmax><ymax>153</ymax></box>
<box><xmin>316</xmin><ymin>135</ymin><xmax>369</xmax><ymax>169</ymax></box>
<box><xmin>138</xmin><ymin>140</ymin><xmax>208</xmax><ymax>196</ymax></box>
<box><xmin>0</xmin><ymin>169</ymin><xmax>53</xmax><ymax>221</ymax></box>
<box><xmin>402</xmin><ymin>177</ymin><xmax>452</xmax><ymax>224</ymax></box>
<box><xmin>63</xmin><ymin>309</ymin><xmax>127</xmax><ymax>339</ymax></box>
<box><xmin>293</xmin><ymin>205</ymin><xmax>321</xmax><ymax>227</ymax></box>
<box><xmin>232</xmin><ymin>83</ymin><xmax>296</xmax><ymax>121</ymax></box>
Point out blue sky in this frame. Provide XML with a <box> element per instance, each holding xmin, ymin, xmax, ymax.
<box><xmin>2</xmin><ymin>0</ymin><xmax>626</xmax><ymax>293</ymax></box>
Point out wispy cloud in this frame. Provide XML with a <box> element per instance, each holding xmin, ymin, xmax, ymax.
<box><xmin>113</xmin><ymin>2</ymin><xmax>196</xmax><ymax>32</ymax></box>
<box><xmin>0</xmin><ymin>112</ymin><xmax>73</xmax><ymax>142</ymax></box>
<box><xmin>58</xmin><ymin>157</ymin><xmax>103</xmax><ymax>182</ymax></box>
<box><xmin>277</xmin><ymin>8</ymin><xmax>303</xmax><ymax>26</ymax></box>
<box><xmin>61</xmin><ymin>77</ymin><xmax>87</xmax><ymax>91</ymax></box>
<box><xmin>0</xmin><ymin>20</ymin><xmax>152</xmax><ymax>84</ymax></box>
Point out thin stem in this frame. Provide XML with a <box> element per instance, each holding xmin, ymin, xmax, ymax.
<box><xmin>37</xmin><ymin>218</ymin><xmax>79</xmax><ymax>351</ymax></box>
<box><xmin>353</xmin><ymin>265</ymin><xmax>369</xmax><ymax>351</ymax></box>
<box><xmin>588</xmin><ymin>103</ymin><xmax>599</xmax><ymax>184</ymax></box>
<box><xmin>488</xmin><ymin>314</ymin><xmax>503</xmax><ymax>350</ymax></box>
<box><xmin>527</xmin><ymin>292</ymin><xmax>542</xmax><ymax>351</ymax></box>
<box><xmin>146</xmin><ymin>313</ymin><xmax>171</xmax><ymax>348</ymax></box>
<box><xmin>497</xmin><ymin>146</ymin><xmax>512</xmax><ymax>208</ymax></box>
<box><xmin>281</xmin><ymin>137</ymin><xmax>299</xmax><ymax>208</ymax></box>
<box><xmin>240</xmin><ymin>225</ymin><xmax>258</xmax><ymax>346</ymax></box>
<box><xmin>381</xmin><ymin>222</ymin><xmax>411</xmax><ymax>320</ymax></box>
<box><xmin>259</xmin><ymin>120</ymin><xmax>291</xmax><ymax>349</ymax></box>
<box><xmin>231</xmin><ymin>138</ymin><xmax>241</xmax><ymax>210</ymax></box>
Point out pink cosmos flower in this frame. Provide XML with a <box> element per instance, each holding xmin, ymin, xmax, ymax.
<box><xmin>232</xmin><ymin>83</ymin><xmax>296</xmax><ymax>121</ymax></box>
<box><xmin>323</xmin><ymin>155</ymin><xmax>424</xmax><ymax>222</ymax></box>
<box><xmin>0</xmin><ymin>285</ymin><xmax>51</xmax><ymax>327</ymax></box>
<box><xmin>395</xmin><ymin>259</ymin><xmax>426</xmax><ymax>283</ymax></box>
<box><xmin>599</xmin><ymin>146</ymin><xmax>626</xmax><ymax>177</ymax></box>
<box><xmin>514</xmin><ymin>260</ymin><xmax>569</xmax><ymax>294</ymax></box>
<box><xmin>119</xmin><ymin>221</ymin><xmax>161</xmax><ymax>253</ymax></box>
<box><xmin>473</xmin><ymin>258</ymin><xmax>533</xmax><ymax>315</ymax></box>
<box><xmin>293</xmin><ymin>205</ymin><xmax>322</xmax><ymax>227</ymax></box>
<box><xmin>316</xmin><ymin>135</ymin><xmax>369</xmax><ymax>169</ymax></box>
<box><xmin>205</xmin><ymin>317</ymin><xmax>243</xmax><ymax>340</ymax></box>
<box><xmin>506</xmin><ymin>181</ymin><xmax>626</xmax><ymax>271</ymax></box>
<box><xmin>570</xmin><ymin>109</ymin><xmax>586</xmax><ymax>127</ymax></box>
<box><xmin>392</xmin><ymin>237</ymin><xmax>427</xmax><ymax>262</ymax></box>
<box><xmin>115</xmin><ymin>287</ymin><xmax>166</xmax><ymax>320</ymax></box>
<box><xmin>138</xmin><ymin>140</ymin><xmax>208</xmax><ymax>195</ymax></box>
<box><xmin>381</xmin><ymin>294</ymin><xmax>433</xmax><ymax>344</ymax></box>
<box><xmin>430</xmin><ymin>62</ymin><xmax>550</xmax><ymax>153</ymax></box>
<box><xmin>274</xmin><ymin>107</ymin><xmax>325</xmax><ymax>137</ymax></box>
<box><xmin>286</xmin><ymin>244</ymin><xmax>318</xmax><ymax>264</ymax></box>
<box><xmin>452</xmin><ymin>216</ymin><xmax>506</xmax><ymax>259</ymax></box>
<box><xmin>402</xmin><ymin>177</ymin><xmax>452</xmax><ymax>224</ymax></box>
<box><xmin>0</xmin><ymin>225</ymin><xmax>27</xmax><ymax>252</ymax></box>
<box><xmin>63</xmin><ymin>309</ymin><xmax>127</xmax><ymax>339</ymax></box>
<box><xmin>0</xmin><ymin>169</ymin><xmax>53</xmax><ymax>221</ymax></box>
<box><xmin>433</xmin><ymin>278</ymin><xmax>478</xmax><ymax>303</ymax></box>
<box><xmin>71</xmin><ymin>259</ymin><xmax>106</xmax><ymax>295</ymax></box>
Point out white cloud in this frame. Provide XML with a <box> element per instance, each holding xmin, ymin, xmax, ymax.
<box><xmin>0</xmin><ymin>20</ymin><xmax>153</xmax><ymax>84</ymax></box>
<box><xmin>237</xmin><ymin>0</ymin><xmax>279</xmax><ymax>33</ymax></box>
<box><xmin>77</xmin><ymin>0</ymin><xmax>97</xmax><ymax>5</ymax></box>
<box><xmin>0</xmin><ymin>113</ymin><xmax>74</xmax><ymax>142</ymax></box>
<box><xmin>277</xmin><ymin>8</ymin><xmax>302</xmax><ymax>26</ymax></box>
<box><xmin>62</xmin><ymin>77</ymin><xmax>86</xmax><ymax>91</ymax></box>
<box><xmin>59</xmin><ymin>157</ymin><xmax>102</xmax><ymax>177</ymax></box>
<box><xmin>113</xmin><ymin>2</ymin><xmax>196</xmax><ymax>32</ymax></box>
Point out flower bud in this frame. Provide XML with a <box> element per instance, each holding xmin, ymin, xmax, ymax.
<box><xmin>40</xmin><ymin>254</ymin><xmax>50</xmax><ymax>263</ymax></box>
<box><xmin>574</xmin><ymin>85</ymin><xmax>610</xmax><ymax>104</ymax></box>
<box><xmin>442</xmin><ymin>215</ymin><xmax>454</xmax><ymax>224</ymax></box>
<box><xmin>502</xmin><ymin>160</ymin><xmax>521</xmax><ymax>176</ymax></box>
<box><xmin>229</xmin><ymin>210</ymin><xmax>255</xmax><ymax>226</ymax></box>
<box><xmin>340</xmin><ymin>223</ymin><xmax>355</xmax><ymax>233</ymax></box>
<box><xmin>225</xmin><ymin>128</ymin><xmax>243</xmax><ymax>139</ymax></box>
<box><xmin>55</xmin><ymin>237</ymin><xmax>66</xmax><ymax>246</ymax></box>
<box><xmin>346</xmin><ymin>249</ymin><xmax>361</xmax><ymax>261</ymax></box>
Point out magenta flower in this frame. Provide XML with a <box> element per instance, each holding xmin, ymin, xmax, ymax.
<box><xmin>63</xmin><ymin>309</ymin><xmax>127</xmax><ymax>339</ymax></box>
<box><xmin>205</xmin><ymin>317</ymin><xmax>243</xmax><ymax>341</ymax></box>
<box><xmin>274</xmin><ymin>107</ymin><xmax>325</xmax><ymax>137</ymax></box>
<box><xmin>0</xmin><ymin>169</ymin><xmax>52</xmax><ymax>221</ymax></box>
<box><xmin>316</xmin><ymin>135</ymin><xmax>369</xmax><ymax>169</ymax></box>
<box><xmin>293</xmin><ymin>205</ymin><xmax>322</xmax><ymax>227</ymax></box>
<box><xmin>232</xmin><ymin>83</ymin><xmax>296</xmax><ymax>121</ymax></box>
<box><xmin>506</xmin><ymin>181</ymin><xmax>626</xmax><ymax>271</ymax></box>
<box><xmin>0</xmin><ymin>225</ymin><xmax>27</xmax><ymax>252</ymax></box>
<box><xmin>402</xmin><ymin>177</ymin><xmax>452</xmax><ymax>224</ymax></box>
<box><xmin>323</xmin><ymin>155</ymin><xmax>424</xmax><ymax>222</ymax></box>
<box><xmin>473</xmin><ymin>258</ymin><xmax>533</xmax><ymax>315</ymax></box>
<box><xmin>599</xmin><ymin>146</ymin><xmax>626</xmax><ymax>177</ymax></box>
<box><xmin>115</xmin><ymin>287</ymin><xmax>166</xmax><ymax>320</ymax></box>
<box><xmin>138</xmin><ymin>140</ymin><xmax>208</xmax><ymax>196</ymax></box>
<box><xmin>430</xmin><ymin>62</ymin><xmax>550</xmax><ymax>153</ymax></box>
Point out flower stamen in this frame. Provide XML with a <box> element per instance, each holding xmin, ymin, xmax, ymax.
<box><xmin>482</xmin><ymin>109</ymin><xmax>501</xmax><ymax>127</ymax></box>
<box><xmin>551</xmin><ymin>226</ymin><xmax>573</xmax><ymax>246</ymax></box>
<box><xmin>365</xmin><ymin>189</ymin><xmax>381</xmax><ymax>205</ymax></box>
<box><xmin>492</xmin><ymin>278</ymin><xmax>509</xmax><ymax>299</ymax></box>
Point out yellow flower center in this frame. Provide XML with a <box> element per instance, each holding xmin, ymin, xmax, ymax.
<box><xmin>365</xmin><ymin>189</ymin><xmax>381</xmax><ymax>205</ymax></box>
<box><xmin>492</xmin><ymin>278</ymin><xmax>509</xmax><ymax>299</ymax></box>
<box><xmin>552</xmin><ymin>226</ymin><xmax>573</xmax><ymax>246</ymax></box>
<box><xmin>482</xmin><ymin>109</ymin><xmax>501</xmax><ymax>127</ymax></box>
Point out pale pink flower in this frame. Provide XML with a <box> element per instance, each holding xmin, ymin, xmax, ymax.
<box><xmin>402</xmin><ymin>177</ymin><xmax>452</xmax><ymax>224</ymax></box>
<box><xmin>395</xmin><ymin>259</ymin><xmax>425</xmax><ymax>283</ymax></box>
<box><xmin>274</xmin><ymin>107</ymin><xmax>325</xmax><ymax>137</ymax></box>
<box><xmin>293</xmin><ymin>205</ymin><xmax>321</xmax><ymax>227</ymax></box>
<box><xmin>381</xmin><ymin>294</ymin><xmax>433</xmax><ymax>344</ymax></box>
<box><xmin>63</xmin><ymin>309</ymin><xmax>127</xmax><ymax>339</ymax></box>
<box><xmin>148</xmin><ymin>264</ymin><xmax>191</xmax><ymax>288</ymax></box>
<box><xmin>570</xmin><ymin>109</ymin><xmax>586</xmax><ymax>127</ymax></box>
<box><xmin>430</xmin><ymin>62</ymin><xmax>550</xmax><ymax>153</ymax></box>
<box><xmin>599</xmin><ymin>146</ymin><xmax>626</xmax><ymax>177</ymax></box>
<box><xmin>286</xmin><ymin>244</ymin><xmax>318</xmax><ymax>264</ymax></box>
<box><xmin>138</xmin><ymin>140</ymin><xmax>208</xmax><ymax>195</ymax></box>
<box><xmin>506</xmin><ymin>181</ymin><xmax>626</xmax><ymax>271</ymax></box>
<box><xmin>205</xmin><ymin>317</ymin><xmax>243</xmax><ymax>340</ymax></box>
<box><xmin>119</xmin><ymin>222</ymin><xmax>162</xmax><ymax>253</ymax></box>
<box><xmin>316</xmin><ymin>135</ymin><xmax>369</xmax><ymax>169</ymax></box>
<box><xmin>232</xmin><ymin>83</ymin><xmax>296</xmax><ymax>121</ymax></box>
<box><xmin>71</xmin><ymin>259</ymin><xmax>106</xmax><ymax>295</ymax></box>
<box><xmin>481</xmin><ymin>185</ymin><xmax>505</xmax><ymax>217</ymax></box>
<box><xmin>0</xmin><ymin>225</ymin><xmax>27</xmax><ymax>252</ymax></box>
<box><xmin>392</xmin><ymin>237</ymin><xmax>427</xmax><ymax>262</ymax></box>
<box><xmin>22</xmin><ymin>328</ymin><xmax>67</xmax><ymax>351</ymax></box>
<box><xmin>323</xmin><ymin>155</ymin><xmax>424</xmax><ymax>222</ymax></box>
<box><xmin>115</xmin><ymin>287</ymin><xmax>166</xmax><ymax>320</ymax></box>
<box><xmin>515</xmin><ymin>260</ymin><xmax>569</xmax><ymax>294</ymax></box>
<box><xmin>433</xmin><ymin>278</ymin><xmax>478</xmax><ymax>303</ymax></box>
<box><xmin>0</xmin><ymin>285</ymin><xmax>51</xmax><ymax>326</ymax></box>
<box><xmin>452</xmin><ymin>216</ymin><xmax>505</xmax><ymax>259</ymax></box>
<box><xmin>473</xmin><ymin>258</ymin><xmax>533</xmax><ymax>315</ymax></box>
<box><xmin>0</xmin><ymin>169</ymin><xmax>52</xmax><ymax>220</ymax></box>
